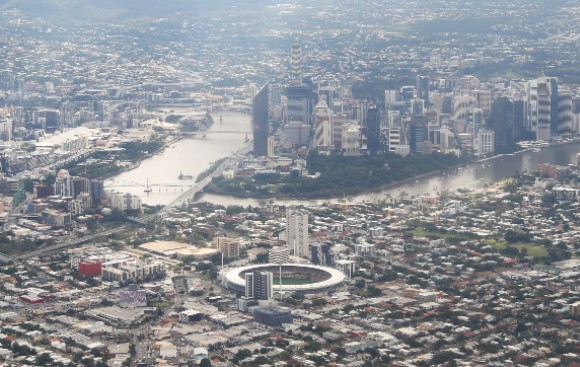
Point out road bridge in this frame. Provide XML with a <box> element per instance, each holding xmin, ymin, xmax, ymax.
<box><xmin>142</xmin><ymin>140</ymin><xmax>253</xmax><ymax>223</ymax></box>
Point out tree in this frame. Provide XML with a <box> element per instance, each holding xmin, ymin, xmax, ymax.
<box><xmin>36</xmin><ymin>353</ymin><xmax>53</xmax><ymax>365</ymax></box>
<box><xmin>367</xmin><ymin>285</ymin><xmax>383</xmax><ymax>297</ymax></box>
<box><xmin>200</xmin><ymin>358</ymin><xmax>212</xmax><ymax>367</ymax></box>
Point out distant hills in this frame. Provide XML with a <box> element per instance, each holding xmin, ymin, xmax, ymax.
<box><xmin>0</xmin><ymin>0</ymin><xmax>278</xmax><ymax>24</ymax></box>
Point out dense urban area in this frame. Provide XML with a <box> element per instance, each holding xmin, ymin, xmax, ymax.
<box><xmin>0</xmin><ymin>1</ymin><xmax>578</xmax><ymax>367</ymax></box>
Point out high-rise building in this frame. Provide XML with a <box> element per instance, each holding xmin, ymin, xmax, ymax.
<box><xmin>453</xmin><ymin>95</ymin><xmax>473</xmax><ymax>132</ymax></box>
<box><xmin>476</xmin><ymin>129</ymin><xmax>495</xmax><ymax>155</ymax></box>
<box><xmin>488</xmin><ymin>97</ymin><xmax>515</xmax><ymax>152</ymax></box>
<box><xmin>267</xmin><ymin>137</ymin><xmax>276</xmax><ymax>158</ymax></box>
<box><xmin>400</xmin><ymin>86</ymin><xmax>415</xmax><ymax>102</ymax></box>
<box><xmin>439</xmin><ymin>125</ymin><xmax>454</xmax><ymax>152</ymax></box>
<box><xmin>252</xmin><ymin>84</ymin><xmax>269</xmax><ymax>157</ymax></box>
<box><xmin>269</xmin><ymin>84</ymin><xmax>283</xmax><ymax>121</ymax></box>
<box><xmin>557</xmin><ymin>92</ymin><xmax>573</xmax><ymax>136</ymax></box>
<box><xmin>342</xmin><ymin>124</ymin><xmax>361</xmax><ymax>154</ymax></box>
<box><xmin>528</xmin><ymin>77</ymin><xmax>558</xmax><ymax>141</ymax></box>
<box><xmin>572</xmin><ymin>96</ymin><xmax>580</xmax><ymax>114</ymax></box>
<box><xmin>318</xmin><ymin>86</ymin><xmax>335</xmax><ymax>110</ymax></box>
<box><xmin>512</xmin><ymin>100</ymin><xmax>528</xmax><ymax>140</ymax></box>
<box><xmin>411</xmin><ymin>99</ymin><xmax>425</xmax><ymax>116</ymax></box>
<box><xmin>471</xmin><ymin>90</ymin><xmax>492</xmax><ymax>118</ymax></box>
<box><xmin>314</xmin><ymin>100</ymin><xmax>332</xmax><ymax>150</ymax></box>
<box><xmin>310</xmin><ymin>243</ymin><xmax>332</xmax><ymax>266</ymax></box>
<box><xmin>365</xmin><ymin>108</ymin><xmax>381</xmax><ymax>155</ymax></box>
<box><xmin>55</xmin><ymin>169</ymin><xmax>74</xmax><ymax>197</ymax></box>
<box><xmin>269</xmin><ymin>247</ymin><xmax>290</xmax><ymax>264</ymax></box>
<box><xmin>331</xmin><ymin>113</ymin><xmax>347</xmax><ymax>150</ymax></box>
<box><xmin>286</xmin><ymin>208</ymin><xmax>309</xmax><ymax>258</ymax></box>
<box><xmin>285</xmin><ymin>85</ymin><xmax>314</xmax><ymax>128</ymax></box>
<box><xmin>90</xmin><ymin>180</ymin><xmax>105</xmax><ymax>207</ymax></box>
<box><xmin>216</xmin><ymin>237</ymin><xmax>240</xmax><ymax>259</ymax></box>
<box><xmin>244</xmin><ymin>271</ymin><xmax>273</xmax><ymax>300</ymax></box>
<box><xmin>388</xmin><ymin>127</ymin><xmax>402</xmax><ymax>152</ymax></box>
<box><xmin>409</xmin><ymin>116</ymin><xmax>428</xmax><ymax>154</ymax></box>
<box><xmin>0</xmin><ymin>116</ymin><xmax>12</xmax><ymax>142</ymax></box>
<box><xmin>290</xmin><ymin>44</ymin><xmax>302</xmax><ymax>85</ymax></box>
<box><xmin>416</xmin><ymin>76</ymin><xmax>430</xmax><ymax>106</ymax></box>
<box><xmin>285</xmin><ymin>43</ymin><xmax>314</xmax><ymax>131</ymax></box>
<box><xmin>385</xmin><ymin>89</ymin><xmax>399</xmax><ymax>106</ymax></box>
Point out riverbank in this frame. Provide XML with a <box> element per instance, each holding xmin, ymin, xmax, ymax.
<box><xmin>204</xmin><ymin>151</ymin><xmax>465</xmax><ymax>200</ymax></box>
<box><xmin>104</xmin><ymin>111</ymin><xmax>253</xmax><ymax>206</ymax></box>
<box><xmin>199</xmin><ymin>141</ymin><xmax>580</xmax><ymax>206</ymax></box>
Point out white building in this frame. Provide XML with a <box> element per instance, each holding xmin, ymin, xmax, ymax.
<box><xmin>331</xmin><ymin>113</ymin><xmax>347</xmax><ymax>150</ymax></box>
<box><xmin>55</xmin><ymin>169</ymin><xmax>75</xmax><ymax>197</ymax></box>
<box><xmin>286</xmin><ymin>208</ymin><xmax>309</xmax><ymax>258</ymax></box>
<box><xmin>269</xmin><ymin>246</ymin><xmax>290</xmax><ymax>264</ymax></box>
<box><xmin>267</xmin><ymin>136</ymin><xmax>276</xmax><ymax>158</ymax></box>
<box><xmin>439</xmin><ymin>125</ymin><xmax>454</xmax><ymax>152</ymax></box>
<box><xmin>528</xmin><ymin>77</ymin><xmax>557</xmax><ymax>141</ymax></box>
<box><xmin>314</xmin><ymin>100</ymin><xmax>332</xmax><ymax>150</ymax></box>
<box><xmin>107</xmin><ymin>191</ymin><xmax>142</xmax><ymax>212</ymax></box>
<box><xmin>476</xmin><ymin>129</ymin><xmax>494</xmax><ymax>155</ymax></box>
<box><xmin>342</xmin><ymin>124</ymin><xmax>361</xmax><ymax>154</ymax></box>
<box><xmin>101</xmin><ymin>260</ymin><xmax>164</xmax><ymax>283</ymax></box>
<box><xmin>354</xmin><ymin>239</ymin><xmax>375</xmax><ymax>257</ymax></box>
<box><xmin>453</xmin><ymin>94</ymin><xmax>474</xmax><ymax>130</ymax></box>
<box><xmin>393</xmin><ymin>145</ymin><xmax>410</xmax><ymax>157</ymax></box>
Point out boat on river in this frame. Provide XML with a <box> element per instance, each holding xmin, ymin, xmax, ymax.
<box><xmin>178</xmin><ymin>172</ymin><xmax>193</xmax><ymax>180</ymax></box>
<box><xmin>144</xmin><ymin>179</ymin><xmax>152</xmax><ymax>193</ymax></box>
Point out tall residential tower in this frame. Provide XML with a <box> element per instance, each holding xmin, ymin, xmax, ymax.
<box><xmin>252</xmin><ymin>84</ymin><xmax>269</xmax><ymax>157</ymax></box>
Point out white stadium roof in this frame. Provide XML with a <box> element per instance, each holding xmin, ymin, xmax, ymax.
<box><xmin>224</xmin><ymin>263</ymin><xmax>346</xmax><ymax>292</ymax></box>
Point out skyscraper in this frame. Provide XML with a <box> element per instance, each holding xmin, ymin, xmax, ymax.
<box><xmin>252</xmin><ymin>84</ymin><xmax>269</xmax><ymax>157</ymax></box>
<box><xmin>285</xmin><ymin>43</ymin><xmax>314</xmax><ymax>131</ymax></box>
<box><xmin>557</xmin><ymin>91</ymin><xmax>573</xmax><ymax>136</ymax></box>
<box><xmin>285</xmin><ymin>85</ymin><xmax>313</xmax><ymax>128</ymax></box>
<box><xmin>416</xmin><ymin>75</ymin><xmax>430</xmax><ymax>106</ymax></box>
<box><xmin>314</xmin><ymin>99</ymin><xmax>332</xmax><ymax>150</ymax></box>
<box><xmin>290</xmin><ymin>43</ymin><xmax>302</xmax><ymax>85</ymax></box>
<box><xmin>528</xmin><ymin>77</ymin><xmax>558</xmax><ymax>141</ymax></box>
<box><xmin>409</xmin><ymin>116</ymin><xmax>428</xmax><ymax>154</ymax></box>
<box><xmin>286</xmin><ymin>208</ymin><xmax>309</xmax><ymax>258</ymax></box>
<box><xmin>489</xmin><ymin>97</ymin><xmax>515</xmax><ymax>152</ymax></box>
<box><xmin>365</xmin><ymin>108</ymin><xmax>381</xmax><ymax>155</ymax></box>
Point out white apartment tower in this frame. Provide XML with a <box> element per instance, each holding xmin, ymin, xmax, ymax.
<box><xmin>286</xmin><ymin>208</ymin><xmax>309</xmax><ymax>258</ymax></box>
<box><xmin>528</xmin><ymin>77</ymin><xmax>558</xmax><ymax>141</ymax></box>
<box><xmin>476</xmin><ymin>129</ymin><xmax>495</xmax><ymax>155</ymax></box>
<box><xmin>245</xmin><ymin>271</ymin><xmax>273</xmax><ymax>300</ymax></box>
<box><xmin>314</xmin><ymin>99</ymin><xmax>332</xmax><ymax>150</ymax></box>
<box><xmin>290</xmin><ymin>44</ymin><xmax>302</xmax><ymax>85</ymax></box>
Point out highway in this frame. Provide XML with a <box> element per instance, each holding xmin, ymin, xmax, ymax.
<box><xmin>15</xmin><ymin>225</ymin><xmax>127</xmax><ymax>260</ymax></box>
<box><xmin>14</xmin><ymin>140</ymin><xmax>253</xmax><ymax>259</ymax></box>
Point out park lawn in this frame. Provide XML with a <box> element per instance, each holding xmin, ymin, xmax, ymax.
<box><xmin>409</xmin><ymin>229</ymin><xmax>472</xmax><ymax>242</ymax></box>
<box><xmin>275</xmin><ymin>278</ymin><xmax>316</xmax><ymax>286</ymax></box>
<box><xmin>490</xmin><ymin>240</ymin><xmax>549</xmax><ymax>258</ymax></box>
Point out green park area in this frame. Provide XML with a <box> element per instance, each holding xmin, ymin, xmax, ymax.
<box><xmin>482</xmin><ymin>239</ymin><xmax>548</xmax><ymax>258</ymax></box>
<box><xmin>276</xmin><ymin>278</ymin><xmax>316</xmax><ymax>286</ymax></box>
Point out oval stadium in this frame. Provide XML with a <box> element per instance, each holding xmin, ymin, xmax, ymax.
<box><xmin>224</xmin><ymin>263</ymin><xmax>346</xmax><ymax>294</ymax></box>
